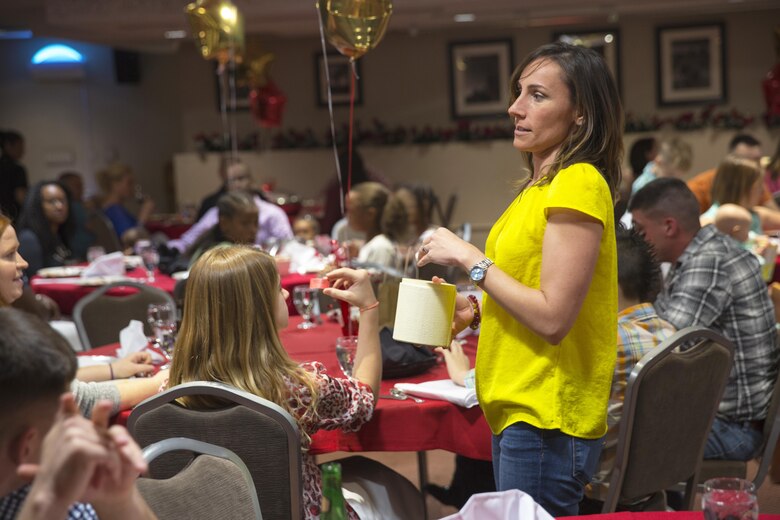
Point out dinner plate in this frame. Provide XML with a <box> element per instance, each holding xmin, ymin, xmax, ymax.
<box><xmin>37</xmin><ymin>266</ymin><xmax>85</xmax><ymax>278</ymax></box>
<box><xmin>124</xmin><ymin>255</ymin><xmax>143</xmax><ymax>269</ymax></box>
<box><xmin>171</xmin><ymin>271</ymin><xmax>189</xmax><ymax>281</ymax></box>
<box><xmin>77</xmin><ymin>355</ymin><xmax>117</xmax><ymax>368</ymax></box>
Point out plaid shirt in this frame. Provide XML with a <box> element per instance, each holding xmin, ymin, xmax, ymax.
<box><xmin>0</xmin><ymin>485</ymin><xmax>98</xmax><ymax>520</ymax></box>
<box><xmin>655</xmin><ymin>225</ymin><xmax>779</xmax><ymax>422</ymax></box>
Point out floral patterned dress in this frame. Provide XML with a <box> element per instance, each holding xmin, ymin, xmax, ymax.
<box><xmin>286</xmin><ymin>362</ymin><xmax>375</xmax><ymax>519</ymax></box>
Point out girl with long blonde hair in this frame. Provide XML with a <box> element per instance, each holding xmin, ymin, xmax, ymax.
<box><xmin>168</xmin><ymin>245</ymin><xmax>384</xmax><ymax>519</ymax></box>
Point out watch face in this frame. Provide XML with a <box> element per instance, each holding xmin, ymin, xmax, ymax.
<box><xmin>470</xmin><ymin>266</ymin><xmax>485</xmax><ymax>282</ymax></box>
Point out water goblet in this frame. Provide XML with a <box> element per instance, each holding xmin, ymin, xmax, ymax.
<box><xmin>139</xmin><ymin>244</ymin><xmax>159</xmax><ymax>283</ymax></box>
<box><xmin>292</xmin><ymin>286</ymin><xmax>317</xmax><ymax>330</ymax></box>
<box><xmin>702</xmin><ymin>477</ymin><xmax>758</xmax><ymax>520</ymax></box>
<box><xmin>147</xmin><ymin>302</ymin><xmax>177</xmax><ymax>364</ymax></box>
<box><xmin>335</xmin><ymin>336</ymin><xmax>358</xmax><ymax>377</ymax></box>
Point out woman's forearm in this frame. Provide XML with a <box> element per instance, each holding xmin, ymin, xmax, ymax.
<box><xmin>351</xmin><ymin>306</ymin><xmax>381</xmax><ymax>400</ymax></box>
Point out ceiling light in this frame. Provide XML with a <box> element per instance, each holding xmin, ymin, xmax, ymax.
<box><xmin>32</xmin><ymin>44</ymin><xmax>84</xmax><ymax>64</ymax></box>
<box><xmin>454</xmin><ymin>13</ymin><xmax>476</xmax><ymax>23</ymax></box>
<box><xmin>164</xmin><ymin>30</ymin><xmax>187</xmax><ymax>39</ymax></box>
<box><xmin>0</xmin><ymin>29</ymin><xmax>33</xmax><ymax>40</ymax></box>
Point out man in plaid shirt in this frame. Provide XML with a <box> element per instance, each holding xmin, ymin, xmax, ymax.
<box><xmin>630</xmin><ymin>178</ymin><xmax>779</xmax><ymax>461</ymax></box>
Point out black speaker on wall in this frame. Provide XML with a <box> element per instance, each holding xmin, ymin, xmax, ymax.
<box><xmin>113</xmin><ymin>49</ymin><xmax>141</xmax><ymax>84</ymax></box>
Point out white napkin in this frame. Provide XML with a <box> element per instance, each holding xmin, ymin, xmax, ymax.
<box><xmin>441</xmin><ymin>490</ymin><xmax>554</xmax><ymax>520</ymax></box>
<box><xmin>82</xmin><ymin>251</ymin><xmax>126</xmax><ymax>278</ymax></box>
<box><xmin>394</xmin><ymin>379</ymin><xmax>478</xmax><ymax>408</ymax></box>
<box><xmin>117</xmin><ymin>320</ymin><xmax>165</xmax><ymax>363</ymax></box>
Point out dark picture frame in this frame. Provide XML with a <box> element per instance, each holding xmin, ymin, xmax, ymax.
<box><xmin>655</xmin><ymin>23</ymin><xmax>727</xmax><ymax>106</ymax></box>
<box><xmin>448</xmin><ymin>39</ymin><xmax>514</xmax><ymax>119</ymax></box>
<box><xmin>554</xmin><ymin>29</ymin><xmax>621</xmax><ymax>93</ymax></box>
<box><xmin>314</xmin><ymin>52</ymin><xmax>363</xmax><ymax>107</ymax></box>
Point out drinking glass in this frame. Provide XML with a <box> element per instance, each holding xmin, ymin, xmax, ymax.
<box><xmin>335</xmin><ymin>336</ymin><xmax>358</xmax><ymax>377</ymax></box>
<box><xmin>147</xmin><ymin>303</ymin><xmax>177</xmax><ymax>362</ymax></box>
<box><xmin>139</xmin><ymin>244</ymin><xmax>159</xmax><ymax>282</ymax></box>
<box><xmin>293</xmin><ymin>286</ymin><xmax>317</xmax><ymax>330</ymax></box>
<box><xmin>702</xmin><ymin>477</ymin><xmax>758</xmax><ymax>520</ymax></box>
<box><xmin>86</xmin><ymin>245</ymin><xmax>105</xmax><ymax>263</ymax></box>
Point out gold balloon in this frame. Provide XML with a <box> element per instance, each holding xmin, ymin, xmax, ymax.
<box><xmin>185</xmin><ymin>0</ymin><xmax>245</xmax><ymax>64</ymax></box>
<box><xmin>317</xmin><ymin>0</ymin><xmax>393</xmax><ymax>60</ymax></box>
<box><xmin>246</xmin><ymin>53</ymin><xmax>276</xmax><ymax>88</ymax></box>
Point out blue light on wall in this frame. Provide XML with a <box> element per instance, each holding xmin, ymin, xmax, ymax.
<box><xmin>31</xmin><ymin>44</ymin><xmax>84</xmax><ymax>65</ymax></box>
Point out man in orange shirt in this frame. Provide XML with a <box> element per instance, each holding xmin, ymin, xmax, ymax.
<box><xmin>687</xmin><ymin>134</ymin><xmax>774</xmax><ymax>213</ymax></box>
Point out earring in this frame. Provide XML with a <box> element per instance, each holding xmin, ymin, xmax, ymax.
<box><xmin>576</xmin><ymin>117</ymin><xmax>584</xmax><ymax>126</ymax></box>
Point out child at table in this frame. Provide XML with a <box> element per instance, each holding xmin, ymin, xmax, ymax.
<box><xmin>166</xmin><ymin>244</ymin><xmax>419</xmax><ymax>519</ymax></box>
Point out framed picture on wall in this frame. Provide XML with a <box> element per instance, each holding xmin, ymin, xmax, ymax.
<box><xmin>554</xmin><ymin>29</ymin><xmax>620</xmax><ymax>92</ymax></box>
<box><xmin>314</xmin><ymin>53</ymin><xmax>363</xmax><ymax>107</ymax></box>
<box><xmin>448</xmin><ymin>39</ymin><xmax>514</xmax><ymax>119</ymax></box>
<box><xmin>655</xmin><ymin>23</ymin><xmax>726</xmax><ymax>106</ymax></box>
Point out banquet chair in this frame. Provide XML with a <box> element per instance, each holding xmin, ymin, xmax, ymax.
<box><xmin>73</xmin><ymin>281</ymin><xmax>175</xmax><ymax>350</ymax></box>
<box><xmin>85</xmin><ymin>208</ymin><xmax>121</xmax><ymax>253</ymax></box>
<box><xmin>137</xmin><ymin>437</ymin><xmax>263</xmax><ymax>520</ymax></box>
<box><xmin>696</xmin><ymin>356</ymin><xmax>780</xmax><ymax>491</ymax></box>
<box><xmin>602</xmin><ymin>326</ymin><xmax>734</xmax><ymax>513</ymax></box>
<box><xmin>128</xmin><ymin>381</ymin><xmax>303</xmax><ymax>520</ymax></box>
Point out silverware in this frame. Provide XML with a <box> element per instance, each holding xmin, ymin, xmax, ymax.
<box><xmin>391</xmin><ymin>388</ymin><xmax>424</xmax><ymax>403</ymax></box>
<box><xmin>379</xmin><ymin>394</ymin><xmax>406</xmax><ymax>401</ymax></box>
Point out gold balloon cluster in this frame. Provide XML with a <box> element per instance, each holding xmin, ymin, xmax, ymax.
<box><xmin>185</xmin><ymin>0</ymin><xmax>245</xmax><ymax>65</ymax></box>
<box><xmin>317</xmin><ymin>0</ymin><xmax>393</xmax><ymax>61</ymax></box>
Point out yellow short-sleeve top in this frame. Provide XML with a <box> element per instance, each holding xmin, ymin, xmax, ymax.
<box><xmin>476</xmin><ymin>163</ymin><xmax>617</xmax><ymax>439</ymax></box>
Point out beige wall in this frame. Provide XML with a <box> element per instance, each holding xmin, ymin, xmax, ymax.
<box><xmin>1</xmin><ymin>7</ymin><xmax>779</xmax><ymax>230</ymax></box>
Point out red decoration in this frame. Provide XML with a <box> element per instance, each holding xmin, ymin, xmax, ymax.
<box><xmin>249</xmin><ymin>81</ymin><xmax>287</xmax><ymax>128</ymax></box>
<box><xmin>763</xmin><ymin>62</ymin><xmax>780</xmax><ymax>119</ymax></box>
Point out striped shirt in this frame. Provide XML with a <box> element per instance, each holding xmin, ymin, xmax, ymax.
<box><xmin>655</xmin><ymin>225</ymin><xmax>779</xmax><ymax>422</ymax></box>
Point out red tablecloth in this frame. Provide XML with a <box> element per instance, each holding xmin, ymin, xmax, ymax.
<box><xmin>92</xmin><ymin>316</ymin><xmax>491</xmax><ymax>460</ymax></box>
<box><xmin>31</xmin><ymin>269</ymin><xmax>315</xmax><ymax>317</ymax></box>
<box><xmin>144</xmin><ymin>220</ymin><xmax>192</xmax><ymax>240</ymax></box>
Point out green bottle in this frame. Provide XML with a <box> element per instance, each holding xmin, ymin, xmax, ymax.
<box><xmin>320</xmin><ymin>462</ymin><xmax>348</xmax><ymax>520</ymax></box>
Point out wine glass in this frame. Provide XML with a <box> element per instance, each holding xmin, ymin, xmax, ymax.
<box><xmin>292</xmin><ymin>286</ymin><xmax>317</xmax><ymax>330</ymax></box>
<box><xmin>147</xmin><ymin>303</ymin><xmax>177</xmax><ymax>363</ymax></box>
<box><xmin>335</xmin><ymin>336</ymin><xmax>358</xmax><ymax>377</ymax></box>
<box><xmin>139</xmin><ymin>244</ymin><xmax>159</xmax><ymax>283</ymax></box>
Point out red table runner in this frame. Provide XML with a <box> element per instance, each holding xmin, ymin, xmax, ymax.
<box><xmin>93</xmin><ymin>316</ymin><xmax>492</xmax><ymax>460</ymax></box>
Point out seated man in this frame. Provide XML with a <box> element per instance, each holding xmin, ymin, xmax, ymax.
<box><xmin>168</xmin><ymin>162</ymin><xmax>292</xmax><ymax>253</ymax></box>
<box><xmin>629</xmin><ymin>178</ymin><xmax>779</xmax><ymax>461</ymax></box>
<box><xmin>0</xmin><ymin>308</ymin><xmax>156</xmax><ymax>519</ymax></box>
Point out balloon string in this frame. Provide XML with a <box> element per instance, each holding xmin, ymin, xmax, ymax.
<box><xmin>218</xmin><ymin>65</ymin><xmax>229</xmax><ymax>160</ymax></box>
<box><xmin>316</xmin><ymin>8</ymin><xmax>345</xmax><ymax>219</ymax></box>
<box><xmin>228</xmin><ymin>48</ymin><xmax>238</xmax><ymax>161</ymax></box>
<box><xmin>347</xmin><ymin>61</ymin><xmax>356</xmax><ymax>199</ymax></box>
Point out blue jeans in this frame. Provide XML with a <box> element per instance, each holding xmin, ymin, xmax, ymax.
<box><xmin>704</xmin><ymin>417</ymin><xmax>763</xmax><ymax>460</ymax></box>
<box><xmin>492</xmin><ymin>422</ymin><xmax>604</xmax><ymax>517</ymax></box>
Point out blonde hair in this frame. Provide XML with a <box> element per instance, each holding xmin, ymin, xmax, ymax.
<box><xmin>96</xmin><ymin>162</ymin><xmax>131</xmax><ymax>194</ymax></box>
<box><xmin>168</xmin><ymin>245</ymin><xmax>319</xmax><ymax>428</ymax></box>
<box><xmin>711</xmin><ymin>155</ymin><xmax>761</xmax><ymax>206</ymax></box>
<box><xmin>656</xmin><ymin>138</ymin><xmax>693</xmax><ymax>176</ymax></box>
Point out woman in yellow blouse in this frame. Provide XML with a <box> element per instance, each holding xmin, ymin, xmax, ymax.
<box><xmin>417</xmin><ymin>42</ymin><xmax>623</xmax><ymax>516</ymax></box>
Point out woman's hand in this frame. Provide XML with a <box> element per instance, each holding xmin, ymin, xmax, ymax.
<box><xmin>112</xmin><ymin>352</ymin><xmax>154</xmax><ymax>379</ymax></box>
<box><xmin>324</xmin><ymin>268</ymin><xmax>377</xmax><ymax>309</ymax></box>
<box><xmin>432</xmin><ymin>276</ymin><xmax>474</xmax><ymax>336</ymax></box>
<box><xmin>417</xmin><ymin>227</ymin><xmax>483</xmax><ymax>270</ymax></box>
<box><xmin>435</xmin><ymin>340</ymin><xmax>471</xmax><ymax>387</ymax></box>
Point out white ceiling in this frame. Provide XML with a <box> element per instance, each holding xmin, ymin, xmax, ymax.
<box><xmin>1</xmin><ymin>0</ymin><xmax>778</xmax><ymax>52</ymax></box>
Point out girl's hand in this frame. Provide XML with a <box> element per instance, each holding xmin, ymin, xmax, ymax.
<box><xmin>324</xmin><ymin>268</ymin><xmax>377</xmax><ymax>309</ymax></box>
<box><xmin>112</xmin><ymin>352</ymin><xmax>154</xmax><ymax>379</ymax></box>
<box><xmin>435</xmin><ymin>340</ymin><xmax>471</xmax><ymax>387</ymax></box>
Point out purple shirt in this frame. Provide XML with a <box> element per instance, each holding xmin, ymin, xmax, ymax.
<box><xmin>168</xmin><ymin>195</ymin><xmax>293</xmax><ymax>252</ymax></box>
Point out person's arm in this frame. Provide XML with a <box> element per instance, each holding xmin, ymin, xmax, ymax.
<box><xmin>113</xmin><ymin>370</ymin><xmax>168</xmax><ymax>410</ymax></box>
<box><xmin>167</xmin><ymin>208</ymin><xmax>216</xmax><ymax>252</ymax></box>
<box><xmin>261</xmin><ymin>201</ymin><xmax>294</xmax><ymax>241</ymax></box>
<box><xmin>419</xmin><ymin>209</ymin><xmax>603</xmax><ymax>344</ymax></box>
<box><xmin>136</xmin><ymin>197</ymin><xmax>155</xmax><ymax>226</ymax></box>
<box><xmin>323</xmin><ymin>268</ymin><xmax>381</xmax><ymax>400</ymax></box>
<box><xmin>654</xmin><ymin>255</ymin><xmax>732</xmax><ymax>331</ymax></box>
<box><xmin>76</xmin><ymin>352</ymin><xmax>154</xmax><ymax>382</ymax></box>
